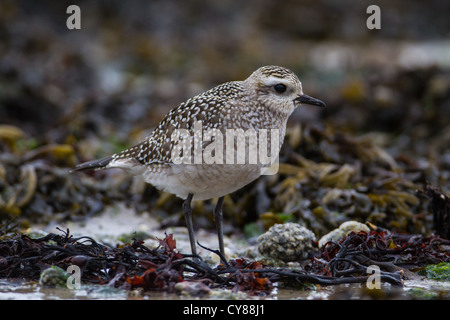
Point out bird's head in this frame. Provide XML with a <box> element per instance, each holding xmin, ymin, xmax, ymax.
<box><xmin>245</xmin><ymin>65</ymin><xmax>325</xmax><ymax>117</ymax></box>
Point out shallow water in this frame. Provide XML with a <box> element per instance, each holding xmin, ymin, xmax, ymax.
<box><xmin>1</xmin><ymin>277</ymin><xmax>449</xmax><ymax>300</ymax></box>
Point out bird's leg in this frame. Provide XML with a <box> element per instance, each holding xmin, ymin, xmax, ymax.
<box><xmin>214</xmin><ymin>196</ymin><xmax>225</xmax><ymax>257</ymax></box>
<box><xmin>182</xmin><ymin>193</ymin><xmax>197</xmax><ymax>256</ymax></box>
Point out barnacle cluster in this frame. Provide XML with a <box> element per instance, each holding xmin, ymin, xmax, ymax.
<box><xmin>257</xmin><ymin>222</ymin><xmax>316</xmax><ymax>262</ymax></box>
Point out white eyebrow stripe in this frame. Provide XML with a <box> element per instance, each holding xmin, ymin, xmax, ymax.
<box><xmin>261</xmin><ymin>76</ymin><xmax>303</xmax><ymax>94</ymax></box>
<box><xmin>263</xmin><ymin>76</ymin><xmax>290</xmax><ymax>87</ymax></box>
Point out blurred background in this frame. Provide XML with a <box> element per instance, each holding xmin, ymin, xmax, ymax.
<box><xmin>0</xmin><ymin>0</ymin><xmax>449</xmax><ymax>237</ymax></box>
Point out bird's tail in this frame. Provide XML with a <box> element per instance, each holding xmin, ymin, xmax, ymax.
<box><xmin>70</xmin><ymin>155</ymin><xmax>114</xmax><ymax>172</ymax></box>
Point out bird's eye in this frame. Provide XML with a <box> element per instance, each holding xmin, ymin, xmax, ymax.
<box><xmin>274</xmin><ymin>84</ymin><xmax>287</xmax><ymax>93</ymax></box>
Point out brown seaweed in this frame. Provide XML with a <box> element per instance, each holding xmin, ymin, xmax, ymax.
<box><xmin>1</xmin><ymin>227</ymin><xmax>448</xmax><ymax>295</ymax></box>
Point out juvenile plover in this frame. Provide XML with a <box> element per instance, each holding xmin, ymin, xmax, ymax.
<box><xmin>71</xmin><ymin>65</ymin><xmax>325</xmax><ymax>257</ymax></box>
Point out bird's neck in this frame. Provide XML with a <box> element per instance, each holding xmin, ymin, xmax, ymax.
<box><xmin>262</xmin><ymin>102</ymin><xmax>294</xmax><ymax>128</ymax></box>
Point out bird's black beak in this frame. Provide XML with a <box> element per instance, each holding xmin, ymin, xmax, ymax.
<box><xmin>294</xmin><ymin>94</ymin><xmax>326</xmax><ymax>107</ymax></box>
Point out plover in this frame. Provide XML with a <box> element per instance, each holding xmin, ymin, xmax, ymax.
<box><xmin>71</xmin><ymin>65</ymin><xmax>325</xmax><ymax>257</ymax></box>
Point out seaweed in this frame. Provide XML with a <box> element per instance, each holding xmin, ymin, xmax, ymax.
<box><xmin>424</xmin><ymin>184</ymin><xmax>450</xmax><ymax>240</ymax></box>
<box><xmin>1</xmin><ymin>227</ymin><xmax>448</xmax><ymax>296</ymax></box>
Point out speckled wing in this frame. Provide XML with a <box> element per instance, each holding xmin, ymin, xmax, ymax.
<box><xmin>109</xmin><ymin>81</ymin><xmax>243</xmax><ymax>168</ymax></box>
<box><xmin>71</xmin><ymin>81</ymin><xmax>243</xmax><ymax>172</ymax></box>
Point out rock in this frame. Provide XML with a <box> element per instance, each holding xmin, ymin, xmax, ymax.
<box><xmin>39</xmin><ymin>266</ymin><xmax>69</xmax><ymax>288</ymax></box>
<box><xmin>318</xmin><ymin>221</ymin><xmax>370</xmax><ymax>248</ymax></box>
<box><xmin>257</xmin><ymin>223</ymin><xmax>316</xmax><ymax>262</ymax></box>
<box><xmin>422</xmin><ymin>262</ymin><xmax>450</xmax><ymax>281</ymax></box>
<box><xmin>209</xmin><ymin>288</ymin><xmax>248</xmax><ymax>300</ymax></box>
<box><xmin>174</xmin><ymin>281</ymin><xmax>210</xmax><ymax>297</ymax></box>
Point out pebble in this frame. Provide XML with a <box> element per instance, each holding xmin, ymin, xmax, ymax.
<box><xmin>318</xmin><ymin>220</ymin><xmax>370</xmax><ymax>248</ymax></box>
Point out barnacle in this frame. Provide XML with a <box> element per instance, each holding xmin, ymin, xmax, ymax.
<box><xmin>257</xmin><ymin>222</ymin><xmax>316</xmax><ymax>262</ymax></box>
<box><xmin>39</xmin><ymin>266</ymin><xmax>70</xmax><ymax>288</ymax></box>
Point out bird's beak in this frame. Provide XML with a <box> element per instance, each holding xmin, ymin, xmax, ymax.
<box><xmin>294</xmin><ymin>94</ymin><xmax>326</xmax><ymax>107</ymax></box>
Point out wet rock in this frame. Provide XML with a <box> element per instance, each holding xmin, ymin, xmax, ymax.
<box><xmin>318</xmin><ymin>220</ymin><xmax>370</xmax><ymax>248</ymax></box>
<box><xmin>257</xmin><ymin>223</ymin><xmax>316</xmax><ymax>262</ymax></box>
<box><xmin>422</xmin><ymin>262</ymin><xmax>450</xmax><ymax>281</ymax></box>
<box><xmin>39</xmin><ymin>266</ymin><xmax>69</xmax><ymax>288</ymax></box>
<box><xmin>174</xmin><ymin>281</ymin><xmax>210</xmax><ymax>297</ymax></box>
<box><xmin>209</xmin><ymin>288</ymin><xmax>248</xmax><ymax>300</ymax></box>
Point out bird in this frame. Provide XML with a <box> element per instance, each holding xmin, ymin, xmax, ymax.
<box><xmin>71</xmin><ymin>65</ymin><xmax>325</xmax><ymax>258</ymax></box>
